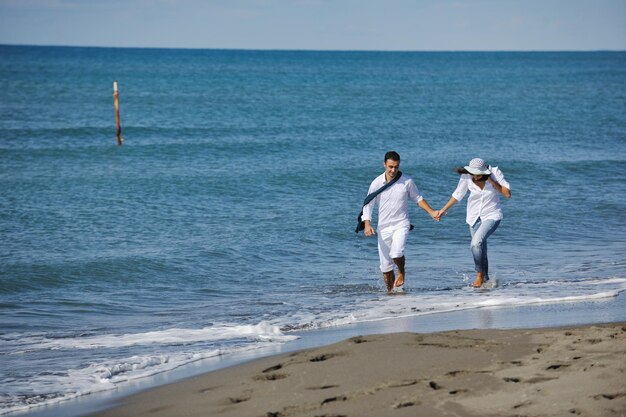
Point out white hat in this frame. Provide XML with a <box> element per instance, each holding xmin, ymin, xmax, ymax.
<box><xmin>464</xmin><ymin>158</ymin><xmax>491</xmax><ymax>175</ymax></box>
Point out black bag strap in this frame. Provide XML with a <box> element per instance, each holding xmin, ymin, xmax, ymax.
<box><xmin>355</xmin><ymin>172</ymin><xmax>402</xmax><ymax>233</ymax></box>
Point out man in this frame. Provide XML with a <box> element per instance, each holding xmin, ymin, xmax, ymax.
<box><xmin>362</xmin><ymin>151</ymin><xmax>439</xmax><ymax>292</ymax></box>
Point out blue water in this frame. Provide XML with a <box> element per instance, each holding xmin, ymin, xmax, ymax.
<box><xmin>1</xmin><ymin>45</ymin><xmax>625</xmax><ymax>415</ymax></box>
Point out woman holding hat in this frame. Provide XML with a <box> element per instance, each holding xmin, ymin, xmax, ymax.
<box><xmin>437</xmin><ymin>158</ymin><xmax>511</xmax><ymax>288</ymax></box>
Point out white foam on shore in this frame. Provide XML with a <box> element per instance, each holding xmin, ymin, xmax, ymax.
<box><xmin>289</xmin><ymin>277</ymin><xmax>626</xmax><ymax>330</ymax></box>
<box><xmin>18</xmin><ymin>321</ymin><xmax>297</xmax><ymax>351</ymax></box>
<box><xmin>2</xmin><ymin>277</ymin><xmax>624</xmax><ymax>416</ymax></box>
<box><xmin>0</xmin><ymin>322</ymin><xmax>297</xmax><ymax>416</ymax></box>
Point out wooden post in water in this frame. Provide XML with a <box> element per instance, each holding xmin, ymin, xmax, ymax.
<box><xmin>113</xmin><ymin>81</ymin><xmax>124</xmax><ymax>145</ymax></box>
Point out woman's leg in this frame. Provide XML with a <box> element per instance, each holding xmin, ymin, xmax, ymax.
<box><xmin>469</xmin><ymin>218</ymin><xmax>501</xmax><ymax>287</ymax></box>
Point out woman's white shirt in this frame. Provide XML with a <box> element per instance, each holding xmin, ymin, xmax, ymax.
<box><xmin>451</xmin><ymin>166</ymin><xmax>510</xmax><ymax>226</ymax></box>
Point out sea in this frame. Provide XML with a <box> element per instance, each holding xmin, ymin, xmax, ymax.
<box><xmin>1</xmin><ymin>45</ymin><xmax>625</xmax><ymax>416</ymax></box>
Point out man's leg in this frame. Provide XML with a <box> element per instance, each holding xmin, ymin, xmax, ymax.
<box><xmin>383</xmin><ymin>271</ymin><xmax>395</xmax><ymax>292</ymax></box>
<box><xmin>377</xmin><ymin>227</ymin><xmax>395</xmax><ymax>292</ymax></box>
<box><xmin>393</xmin><ymin>256</ymin><xmax>405</xmax><ymax>287</ymax></box>
<box><xmin>389</xmin><ymin>226</ymin><xmax>410</xmax><ymax>288</ymax></box>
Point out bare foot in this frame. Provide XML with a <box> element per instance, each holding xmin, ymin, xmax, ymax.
<box><xmin>383</xmin><ymin>271</ymin><xmax>395</xmax><ymax>292</ymax></box>
<box><xmin>472</xmin><ymin>272</ymin><xmax>484</xmax><ymax>288</ymax></box>
<box><xmin>393</xmin><ymin>271</ymin><xmax>405</xmax><ymax>288</ymax></box>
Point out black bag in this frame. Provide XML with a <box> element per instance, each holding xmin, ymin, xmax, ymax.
<box><xmin>355</xmin><ymin>172</ymin><xmax>402</xmax><ymax>233</ymax></box>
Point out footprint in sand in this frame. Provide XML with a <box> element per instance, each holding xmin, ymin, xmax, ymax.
<box><xmin>446</xmin><ymin>370</ymin><xmax>465</xmax><ymax>377</ymax></box>
<box><xmin>385</xmin><ymin>379</ymin><xmax>418</xmax><ymax>388</ymax></box>
<box><xmin>593</xmin><ymin>392</ymin><xmax>626</xmax><ymax>400</ymax></box>
<box><xmin>512</xmin><ymin>400</ymin><xmax>532</xmax><ymax>409</ymax></box>
<box><xmin>197</xmin><ymin>385</ymin><xmax>220</xmax><ymax>393</ymax></box>
<box><xmin>262</xmin><ymin>364</ymin><xmax>283</xmax><ymax>373</ymax></box>
<box><xmin>449</xmin><ymin>389</ymin><xmax>469</xmax><ymax>395</ymax></box>
<box><xmin>310</xmin><ymin>353</ymin><xmax>341</xmax><ymax>362</ymax></box>
<box><xmin>254</xmin><ymin>373</ymin><xmax>288</xmax><ymax>381</ymax></box>
<box><xmin>226</xmin><ymin>396</ymin><xmax>250</xmax><ymax>404</ymax></box>
<box><xmin>307</xmin><ymin>384</ymin><xmax>339</xmax><ymax>390</ymax></box>
<box><xmin>446</xmin><ymin>369</ymin><xmax>491</xmax><ymax>377</ymax></box>
<box><xmin>429</xmin><ymin>381</ymin><xmax>442</xmax><ymax>390</ymax></box>
<box><xmin>321</xmin><ymin>395</ymin><xmax>348</xmax><ymax>405</ymax></box>
<box><xmin>525</xmin><ymin>376</ymin><xmax>557</xmax><ymax>383</ymax></box>
<box><xmin>393</xmin><ymin>401</ymin><xmax>418</xmax><ymax>409</ymax></box>
<box><xmin>546</xmin><ymin>364</ymin><xmax>570</xmax><ymax>370</ymax></box>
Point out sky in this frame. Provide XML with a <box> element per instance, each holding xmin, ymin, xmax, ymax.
<box><xmin>0</xmin><ymin>0</ymin><xmax>624</xmax><ymax>51</ymax></box>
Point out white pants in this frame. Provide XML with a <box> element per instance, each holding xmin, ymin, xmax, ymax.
<box><xmin>377</xmin><ymin>223</ymin><xmax>410</xmax><ymax>272</ymax></box>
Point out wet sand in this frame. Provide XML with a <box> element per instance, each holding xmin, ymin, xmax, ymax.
<box><xmin>91</xmin><ymin>322</ymin><xmax>626</xmax><ymax>417</ymax></box>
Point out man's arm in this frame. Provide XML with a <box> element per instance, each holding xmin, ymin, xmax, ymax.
<box><xmin>418</xmin><ymin>199</ymin><xmax>440</xmax><ymax>221</ymax></box>
<box><xmin>361</xmin><ymin>179</ymin><xmax>378</xmax><ymax>237</ymax></box>
<box><xmin>364</xmin><ymin>220</ymin><xmax>376</xmax><ymax>236</ymax></box>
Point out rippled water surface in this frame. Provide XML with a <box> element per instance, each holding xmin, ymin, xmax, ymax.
<box><xmin>1</xmin><ymin>46</ymin><xmax>625</xmax><ymax>414</ymax></box>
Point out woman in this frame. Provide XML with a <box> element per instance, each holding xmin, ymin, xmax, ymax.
<box><xmin>438</xmin><ymin>158</ymin><xmax>511</xmax><ymax>288</ymax></box>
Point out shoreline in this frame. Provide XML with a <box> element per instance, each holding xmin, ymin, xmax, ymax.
<box><xmin>91</xmin><ymin>322</ymin><xmax>626</xmax><ymax>417</ymax></box>
<box><xmin>19</xmin><ymin>293</ymin><xmax>626</xmax><ymax>417</ymax></box>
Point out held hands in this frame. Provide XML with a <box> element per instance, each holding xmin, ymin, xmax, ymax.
<box><xmin>433</xmin><ymin>209</ymin><xmax>446</xmax><ymax>222</ymax></box>
<box><xmin>365</xmin><ymin>209</ymin><xmax>444</xmax><ymax>234</ymax></box>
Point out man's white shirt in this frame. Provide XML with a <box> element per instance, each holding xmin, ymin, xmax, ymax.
<box><xmin>362</xmin><ymin>173</ymin><xmax>423</xmax><ymax>230</ymax></box>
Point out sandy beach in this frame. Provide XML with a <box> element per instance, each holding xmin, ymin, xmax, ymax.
<box><xmin>89</xmin><ymin>322</ymin><xmax>626</xmax><ymax>417</ymax></box>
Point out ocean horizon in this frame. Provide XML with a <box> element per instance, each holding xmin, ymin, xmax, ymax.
<box><xmin>3</xmin><ymin>42</ymin><xmax>626</xmax><ymax>52</ymax></box>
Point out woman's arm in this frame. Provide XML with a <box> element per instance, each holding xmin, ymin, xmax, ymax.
<box><xmin>488</xmin><ymin>166</ymin><xmax>511</xmax><ymax>198</ymax></box>
<box><xmin>488</xmin><ymin>176</ymin><xmax>511</xmax><ymax>198</ymax></box>
<box><xmin>438</xmin><ymin>175</ymin><xmax>467</xmax><ymax>218</ymax></box>
<box><xmin>439</xmin><ymin>196</ymin><xmax>459</xmax><ymax>217</ymax></box>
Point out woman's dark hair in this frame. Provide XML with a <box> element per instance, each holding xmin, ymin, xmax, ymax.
<box><xmin>454</xmin><ymin>167</ymin><xmax>490</xmax><ymax>181</ymax></box>
<box><xmin>384</xmin><ymin>151</ymin><xmax>400</xmax><ymax>162</ymax></box>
